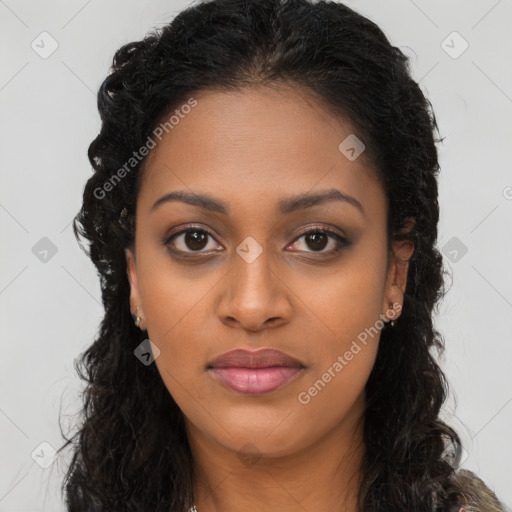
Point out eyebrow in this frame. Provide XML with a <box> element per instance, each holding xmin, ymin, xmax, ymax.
<box><xmin>150</xmin><ymin>188</ymin><xmax>364</xmax><ymax>216</ymax></box>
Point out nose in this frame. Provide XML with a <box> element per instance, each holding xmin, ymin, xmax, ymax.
<box><xmin>217</xmin><ymin>247</ymin><xmax>293</xmax><ymax>332</ymax></box>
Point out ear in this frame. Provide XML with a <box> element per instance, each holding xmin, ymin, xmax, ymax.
<box><xmin>381</xmin><ymin>218</ymin><xmax>415</xmax><ymax>321</ymax></box>
<box><xmin>125</xmin><ymin>246</ymin><xmax>145</xmax><ymax>327</ymax></box>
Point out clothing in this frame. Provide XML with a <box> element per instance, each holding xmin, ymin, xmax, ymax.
<box><xmin>444</xmin><ymin>468</ymin><xmax>507</xmax><ymax>512</ymax></box>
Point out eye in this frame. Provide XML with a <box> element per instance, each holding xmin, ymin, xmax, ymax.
<box><xmin>163</xmin><ymin>224</ymin><xmax>350</xmax><ymax>258</ymax></box>
<box><xmin>163</xmin><ymin>225</ymin><xmax>222</xmax><ymax>255</ymax></box>
<box><xmin>288</xmin><ymin>226</ymin><xmax>350</xmax><ymax>254</ymax></box>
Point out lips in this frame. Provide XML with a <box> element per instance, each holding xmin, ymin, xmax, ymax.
<box><xmin>207</xmin><ymin>348</ymin><xmax>304</xmax><ymax>395</ymax></box>
<box><xmin>208</xmin><ymin>348</ymin><xmax>303</xmax><ymax>369</ymax></box>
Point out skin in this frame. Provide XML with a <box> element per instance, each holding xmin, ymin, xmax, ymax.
<box><xmin>125</xmin><ymin>84</ymin><xmax>414</xmax><ymax>512</ymax></box>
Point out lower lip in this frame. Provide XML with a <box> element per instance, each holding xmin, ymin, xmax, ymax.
<box><xmin>209</xmin><ymin>366</ymin><xmax>303</xmax><ymax>395</ymax></box>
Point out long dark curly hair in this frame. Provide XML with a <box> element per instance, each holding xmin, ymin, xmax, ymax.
<box><xmin>57</xmin><ymin>0</ymin><xmax>467</xmax><ymax>510</ymax></box>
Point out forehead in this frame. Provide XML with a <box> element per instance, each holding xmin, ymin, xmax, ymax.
<box><xmin>137</xmin><ymin>85</ymin><xmax>385</xmax><ymax>220</ymax></box>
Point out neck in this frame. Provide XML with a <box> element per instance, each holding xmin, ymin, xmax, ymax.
<box><xmin>186</xmin><ymin>401</ymin><xmax>365</xmax><ymax>512</ymax></box>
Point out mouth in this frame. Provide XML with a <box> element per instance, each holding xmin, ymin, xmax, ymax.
<box><xmin>207</xmin><ymin>348</ymin><xmax>305</xmax><ymax>395</ymax></box>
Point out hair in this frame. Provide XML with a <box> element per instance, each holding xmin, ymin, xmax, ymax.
<box><xmin>57</xmin><ymin>0</ymin><xmax>470</xmax><ymax>510</ymax></box>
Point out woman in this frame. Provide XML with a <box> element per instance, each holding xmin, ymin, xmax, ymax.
<box><xmin>57</xmin><ymin>0</ymin><xmax>506</xmax><ymax>510</ymax></box>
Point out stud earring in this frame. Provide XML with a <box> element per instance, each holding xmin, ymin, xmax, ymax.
<box><xmin>389</xmin><ymin>303</ymin><xmax>396</xmax><ymax>327</ymax></box>
<box><xmin>132</xmin><ymin>305</ymin><xmax>143</xmax><ymax>329</ymax></box>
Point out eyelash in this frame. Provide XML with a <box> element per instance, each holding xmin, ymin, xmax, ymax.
<box><xmin>162</xmin><ymin>224</ymin><xmax>350</xmax><ymax>258</ymax></box>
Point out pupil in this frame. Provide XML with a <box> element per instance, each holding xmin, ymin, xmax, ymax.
<box><xmin>307</xmin><ymin>232</ymin><xmax>327</xmax><ymax>251</ymax></box>
<box><xmin>185</xmin><ymin>230</ymin><xmax>207</xmax><ymax>251</ymax></box>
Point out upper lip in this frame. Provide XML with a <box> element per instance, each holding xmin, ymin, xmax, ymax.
<box><xmin>208</xmin><ymin>348</ymin><xmax>304</xmax><ymax>369</ymax></box>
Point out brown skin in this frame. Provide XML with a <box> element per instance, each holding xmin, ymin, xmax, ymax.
<box><xmin>126</xmin><ymin>85</ymin><xmax>414</xmax><ymax>512</ymax></box>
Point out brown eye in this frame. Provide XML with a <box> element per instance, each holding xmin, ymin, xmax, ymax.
<box><xmin>165</xmin><ymin>227</ymin><xmax>221</xmax><ymax>254</ymax></box>
<box><xmin>304</xmin><ymin>232</ymin><xmax>329</xmax><ymax>251</ymax></box>
<box><xmin>182</xmin><ymin>230</ymin><xmax>208</xmax><ymax>251</ymax></box>
<box><xmin>289</xmin><ymin>227</ymin><xmax>349</xmax><ymax>254</ymax></box>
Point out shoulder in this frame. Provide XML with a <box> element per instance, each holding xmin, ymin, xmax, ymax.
<box><xmin>448</xmin><ymin>468</ymin><xmax>507</xmax><ymax>512</ymax></box>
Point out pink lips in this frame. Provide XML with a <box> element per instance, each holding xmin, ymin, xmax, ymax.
<box><xmin>208</xmin><ymin>348</ymin><xmax>304</xmax><ymax>395</ymax></box>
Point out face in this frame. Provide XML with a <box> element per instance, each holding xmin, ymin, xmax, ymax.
<box><xmin>126</xmin><ymin>85</ymin><xmax>414</xmax><ymax>460</ymax></box>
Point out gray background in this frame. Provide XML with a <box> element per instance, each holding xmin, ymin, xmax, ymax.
<box><xmin>1</xmin><ymin>0</ymin><xmax>511</xmax><ymax>510</ymax></box>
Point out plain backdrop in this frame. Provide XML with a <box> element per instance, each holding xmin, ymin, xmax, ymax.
<box><xmin>1</xmin><ymin>0</ymin><xmax>511</xmax><ymax>510</ymax></box>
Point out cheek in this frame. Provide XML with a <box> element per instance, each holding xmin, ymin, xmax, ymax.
<box><xmin>137</xmin><ymin>248</ymin><xmax>215</xmax><ymax>339</ymax></box>
<box><xmin>299</xmin><ymin>257</ymin><xmax>386</xmax><ymax>351</ymax></box>
<box><xmin>142</xmin><ymin>274</ymin><xmax>212</xmax><ymax>413</ymax></box>
<box><xmin>136</xmin><ymin>256</ymin><xmax>217</xmax><ymax>388</ymax></box>
<box><xmin>297</xmin><ymin>274</ymin><xmax>383</xmax><ymax>406</ymax></box>
<box><xmin>291</xmin><ymin>255</ymin><xmax>385</xmax><ymax>413</ymax></box>
<box><xmin>289</xmin><ymin>276</ymin><xmax>384</xmax><ymax>447</ymax></box>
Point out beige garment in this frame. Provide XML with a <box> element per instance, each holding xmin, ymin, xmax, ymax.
<box><xmin>449</xmin><ymin>469</ymin><xmax>507</xmax><ymax>512</ymax></box>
